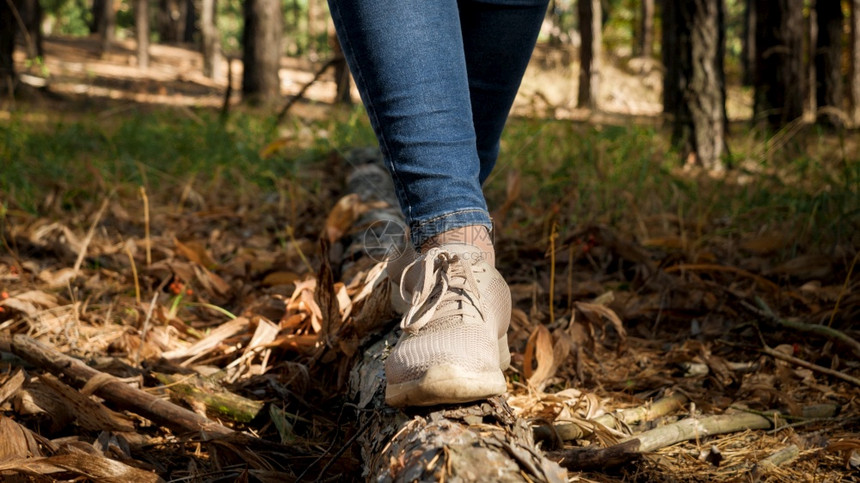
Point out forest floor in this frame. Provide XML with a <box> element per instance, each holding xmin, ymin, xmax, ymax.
<box><xmin>0</xmin><ymin>36</ymin><xmax>859</xmax><ymax>482</ymax></box>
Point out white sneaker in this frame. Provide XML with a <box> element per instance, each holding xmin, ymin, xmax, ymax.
<box><xmin>384</xmin><ymin>244</ymin><xmax>511</xmax><ymax>407</ymax></box>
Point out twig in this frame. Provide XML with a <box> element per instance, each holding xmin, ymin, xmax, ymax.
<box><xmin>219</xmin><ymin>56</ymin><xmax>233</xmax><ymax>122</ymax></box>
<box><xmin>72</xmin><ymin>197</ymin><xmax>110</xmax><ymax>275</ymax></box>
<box><xmin>276</xmin><ymin>56</ymin><xmax>343</xmax><ymax>124</ymax></box>
<box><xmin>749</xmin><ymin>444</ymin><xmax>799</xmax><ymax>480</ymax></box>
<box><xmin>761</xmin><ymin>344</ymin><xmax>860</xmax><ymax>387</ymax></box>
<box><xmin>828</xmin><ymin>250</ymin><xmax>859</xmax><ymax>328</ymax></box>
<box><xmin>663</xmin><ymin>263</ymin><xmax>780</xmax><ymax>293</ymax></box>
<box><xmin>140</xmin><ymin>187</ymin><xmax>151</xmax><ymax>267</ymax></box>
<box><xmin>125</xmin><ymin>241</ymin><xmax>141</xmax><ymax>305</ymax></box>
<box><xmin>753</xmin><ymin>296</ymin><xmax>860</xmax><ymax>359</ymax></box>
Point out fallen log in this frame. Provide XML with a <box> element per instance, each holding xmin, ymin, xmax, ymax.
<box><xmin>339</xmin><ymin>148</ymin><xmax>567</xmax><ymax>482</ymax></box>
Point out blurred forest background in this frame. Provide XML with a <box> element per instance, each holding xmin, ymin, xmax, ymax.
<box><xmin>2</xmin><ymin>0</ymin><xmax>859</xmax><ymax>168</ymax></box>
<box><xmin>1</xmin><ymin>0</ymin><xmax>859</xmax><ymax>481</ymax></box>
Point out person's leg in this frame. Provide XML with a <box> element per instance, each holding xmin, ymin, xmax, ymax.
<box><xmin>459</xmin><ymin>0</ymin><xmax>549</xmax><ymax>183</ymax></box>
<box><xmin>328</xmin><ymin>0</ymin><xmax>490</xmax><ymax>250</ymax></box>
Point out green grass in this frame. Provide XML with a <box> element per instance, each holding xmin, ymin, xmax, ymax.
<box><xmin>2</xmin><ymin>106</ymin><xmax>856</xmax><ymax>260</ymax></box>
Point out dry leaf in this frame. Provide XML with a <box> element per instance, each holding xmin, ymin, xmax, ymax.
<box><xmin>325</xmin><ymin>193</ymin><xmax>363</xmax><ymax>242</ymax></box>
<box><xmin>174</xmin><ymin>238</ymin><xmax>217</xmax><ymax>269</ymax></box>
<box><xmin>524</xmin><ymin>325</ymin><xmax>555</xmax><ymax>387</ymax></box>
<box><xmin>739</xmin><ymin>234</ymin><xmax>785</xmax><ymax>255</ymax></box>
<box><xmin>0</xmin><ymin>415</ymin><xmax>42</xmax><ymax>460</ymax></box>
<box><xmin>262</xmin><ymin>271</ymin><xmax>301</xmax><ymax>287</ymax></box>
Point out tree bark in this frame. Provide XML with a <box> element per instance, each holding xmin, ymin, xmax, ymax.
<box><xmin>753</xmin><ymin>0</ymin><xmax>805</xmax><ymax>128</ymax></box>
<box><xmin>0</xmin><ymin>0</ymin><xmax>17</xmax><ymax>93</ymax></box>
<box><xmin>637</xmin><ymin>0</ymin><xmax>655</xmax><ymax>57</ymax></box>
<box><xmin>242</xmin><ymin>0</ymin><xmax>283</xmax><ymax>104</ymax></box>
<box><xmin>201</xmin><ymin>0</ymin><xmax>221</xmax><ymax>79</ymax></box>
<box><xmin>135</xmin><ymin>0</ymin><xmax>150</xmax><ymax>69</ymax></box>
<box><xmin>331</xmin><ymin>35</ymin><xmax>351</xmax><ymax>105</ymax></box>
<box><xmin>578</xmin><ymin>0</ymin><xmax>601</xmax><ymax>109</ymax></box>
<box><xmin>851</xmin><ymin>0</ymin><xmax>860</xmax><ymax>126</ymax></box>
<box><xmin>663</xmin><ymin>0</ymin><xmax>727</xmax><ymax>171</ymax></box>
<box><xmin>741</xmin><ymin>0</ymin><xmax>755</xmax><ymax>86</ymax></box>
<box><xmin>815</xmin><ymin>0</ymin><xmax>845</xmax><ymax>128</ymax></box>
<box><xmin>18</xmin><ymin>0</ymin><xmax>43</xmax><ymax>59</ymax></box>
<box><xmin>95</xmin><ymin>0</ymin><xmax>116</xmax><ymax>54</ymax></box>
<box><xmin>340</xmin><ymin>148</ymin><xmax>567</xmax><ymax>482</ymax></box>
<box><xmin>158</xmin><ymin>0</ymin><xmax>194</xmax><ymax>43</ymax></box>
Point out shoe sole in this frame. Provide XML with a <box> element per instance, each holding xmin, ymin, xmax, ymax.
<box><xmin>385</xmin><ymin>363</ymin><xmax>507</xmax><ymax>407</ymax></box>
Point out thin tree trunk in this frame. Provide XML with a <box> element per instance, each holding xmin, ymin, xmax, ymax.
<box><xmin>753</xmin><ymin>0</ymin><xmax>805</xmax><ymax>128</ymax></box>
<box><xmin>331</xmin><ymin>35</ymin><xmax>351</xmax><ymax>105</ymax></box>
<box><xmin>815</xmin><ymin>0</ymin><xmax>845</xmax><ymax>128</ymax></box>
<box><xmin>19</xmin><ymin>0</ymin><xmax>43</xmax><ymax>59</ymax></box>
<box><xmin>852</xmin><ymin>0</ymin><xmax>860</xmax><ymax>126</ymax></box>
<box><xmin>135</xmin><ymin>0</ymin><xmax>149</xmax><ymax>69</ymax></box>
<box><xmin>97</xmin><ymin>0</ymin><xmax>116</xmax><ymax>54</ymax></box>
<box><xmin>662</xmin><ymin>0</ymin><xmax>680</xmax><ymax>115</ymax></box>
<box><xmin>664</xmin><ymin>0</ymin><xmax>727</xmax><ymax>171</ymax></box>
<box><xmin>0</xmin><ymin>0</ymin><xmax>17</xmax><ymax>93</ymax></box>
<box><xmin>158</xmin><ymin>0</ymin><xmax>186</xmax><ymax>42</ymax></box>
<box><xmin>638</xmin><ymin>0</ymin><xmax>655</xmax><ymax>57</ymax></box>
<box><xmin>201</xmin><ymin>0</ymin><xmax>221</xmax><ymax>79</ymax></box>
<box><xmin>741</xmin><ymin>0</ymin><xmax>755</xmax><ymax>86</ymax></box>
<box><xmin>242</xmin><ymin>0</ymin><xmax>283</xmax><ymax>104</ymax></box>
<box><xmin>578</xmin><ymin>0</ymin><xmax>601</xmax><ymax>109</ymax></box>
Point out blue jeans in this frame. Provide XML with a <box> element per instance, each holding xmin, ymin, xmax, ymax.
<box><xmin>328</xmin><ymin>0</ymin><xmax>548</xmax><ymax>248</ymax></box>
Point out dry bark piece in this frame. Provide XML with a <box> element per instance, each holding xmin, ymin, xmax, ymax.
<box><xmin>749</xmin><ymin>444</ymin><xmax>799</xmax><ymax>481</ymax></box>
<box><xmin>0</xmin><ymin>368</ymin><xmax>26</xmax><ymax>406</ymax></box>
<box><xmin>152</xmin><ymin>372</ymin><xmax>263</xmax><ymax>423</ymax></box>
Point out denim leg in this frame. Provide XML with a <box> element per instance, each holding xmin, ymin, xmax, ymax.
<box><xmin>328</xmin><ymin>0</ymin><xmax>545</xmax><ymax>247</ymax></box>
<box><xmin>460</xmin><ymin>0</ymin><xmax>549</xmax><ymax>183</ymax></box>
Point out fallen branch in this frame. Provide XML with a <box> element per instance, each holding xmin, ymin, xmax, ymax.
<box><xmin>549</xmin><ymin>405</ymin><xmax>838</xmax><ymax>470</ymax></box>
<box><xmin>749</xmin><ymin>444</ymin><xmax>799</xmax><ymax>480</ymax></box>
<box><xmin>535</xmin><ymin>391</ymin><xmax>688</xmax><ymax>443</ymax></box>
<box><xmin>753</xmin><ymin>296</ymin><xmax>860</xmax><ymax>359</ymax></box>
<box><xmin>10</xmin><ymin>335</ymin><xmax>234</xmax><ymax>438</ymax></box>
<box><xmin>761</xmin><ymin>344</ymin><xmax>860</xmax><ymax>388</ymax></box>
<box><xmin>276</xmin><ymin>56</ymin><xmax>343</xmax><ymax>124</ymax></box>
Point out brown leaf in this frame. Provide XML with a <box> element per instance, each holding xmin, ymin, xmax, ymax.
<box><xmin>575</xmin><ymin>301</ymin><xmax>626</xmax><ymax>351</ymax></box>
<box><xmin>524</xmin><ymin>325</ymin><xmax>554</xmax><ymax>386</ymax></box>
<box><xmin>262</xmin><ymin>271</ymin><xmax>301</xmax><ymax>287</ymax></box>
<box><xmin>174</xmin><ymin>238</ymin><xmax>217</xmax><ymax>269</ymax></box>
<box><xmin>0</xmin><ymin>368</ymin><xmax>27</xmax><ymax>406</ymax></box>
<box><xmin>0</xmin><ymin>415</ymin><xmax>42</xmax><ymax>460</ymax></box>
<box><xmin>325</xmin><ymin>193</ymin><xmax>362</xmax><ymax>243</ymax></box>
<box><xmin>0</xmin><ymin>290</ymin><xmax>59</xmax><ymax>317</ymax></box>
<box><xmin>739</xmin><ymin>234</ymin><xmax>786</xmax><ymax>255</ymax></box>
<box><xmin>0</xmin><ymin>453</ymin><xmax>162</xmax><ymax>483</ymax></box>
<box><xmin>767</xmin><ymin>254</ymin><xmax>834</xmax><ymax>280</ymax></box>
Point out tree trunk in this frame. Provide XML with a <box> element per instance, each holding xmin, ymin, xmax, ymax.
<box><xmin>340</xmin><ymin>148</ymin><xmax>567</xmax><ymax>483</ymax></box>
<box><xmin>662</xmin><ymin>0</ymin><xmax>681</xmax><ymax>115</ymax></box>
<box><xmin>741</xmin><ymin>0</ymin><xmax>755</xmax><ymax>86</ymax></box>
<box><xmin>331</xmin><ymin>35</ymin><xmax>351</xmax><ymax>105</ymax></box>
<box><xmin>242</xmin><ymin>0</ymin><xmax>283</xmax><ymax>104</ymax></box>
<box><xmin>815</xmin><ymin>0</ymin><xmax>845</xmax><ymax>128</ymax></box>
<box><xmin>158</xmin><ymin>0</ymin><xmax>193</xmax><ymax>43</ymax></box>
<box><xmin>852</xmin><ymin>0</ymin><xmax>860</xmax><ymax>126</ymax></box>
<box><xmin>135</xmin><ymin>0</ymin><xmax>150</xmax><ymax>69</ymax></box>
<box><xmin>93</xmin><ymin>0</ymin><xmax>116</xmax><ymax>54</ymax></box>
<box><xmin>578</xmin><ymin>0</ymin><xmax>601</xmax><ymax>109</ymax></box>
<box><xmin>637</xmin><ymin>0</ymin><xmax>655</xmax><ymax>57</ymax></box>
<box><xmin>753</xmin><ymin>0</ymin><xmax>805</xmax><ymax>128</ymax></box>
<box><xmin>0</xmin><ymin>0</ymin><xmax>17</xmax><ymax>93</ymax></box>
<box><xmin>201</xmin><ymin>0</ymin><xmax>221</xmax><ymax>79</ymax></box>
<box><xmin>664</xmin><ymin>0</ymin><xmax>727</xmax><ymax>171</ymax></box>
<box><xmin>19</xmin><ymin>0</ymin><xmax>43</xmax><ymax>59</ymax></box>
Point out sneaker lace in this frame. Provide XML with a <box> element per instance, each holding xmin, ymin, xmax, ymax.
<box><xmin>399</xmin><ymin>247</ymin><xmax>483</xmax><ymax>334</ymax></box>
